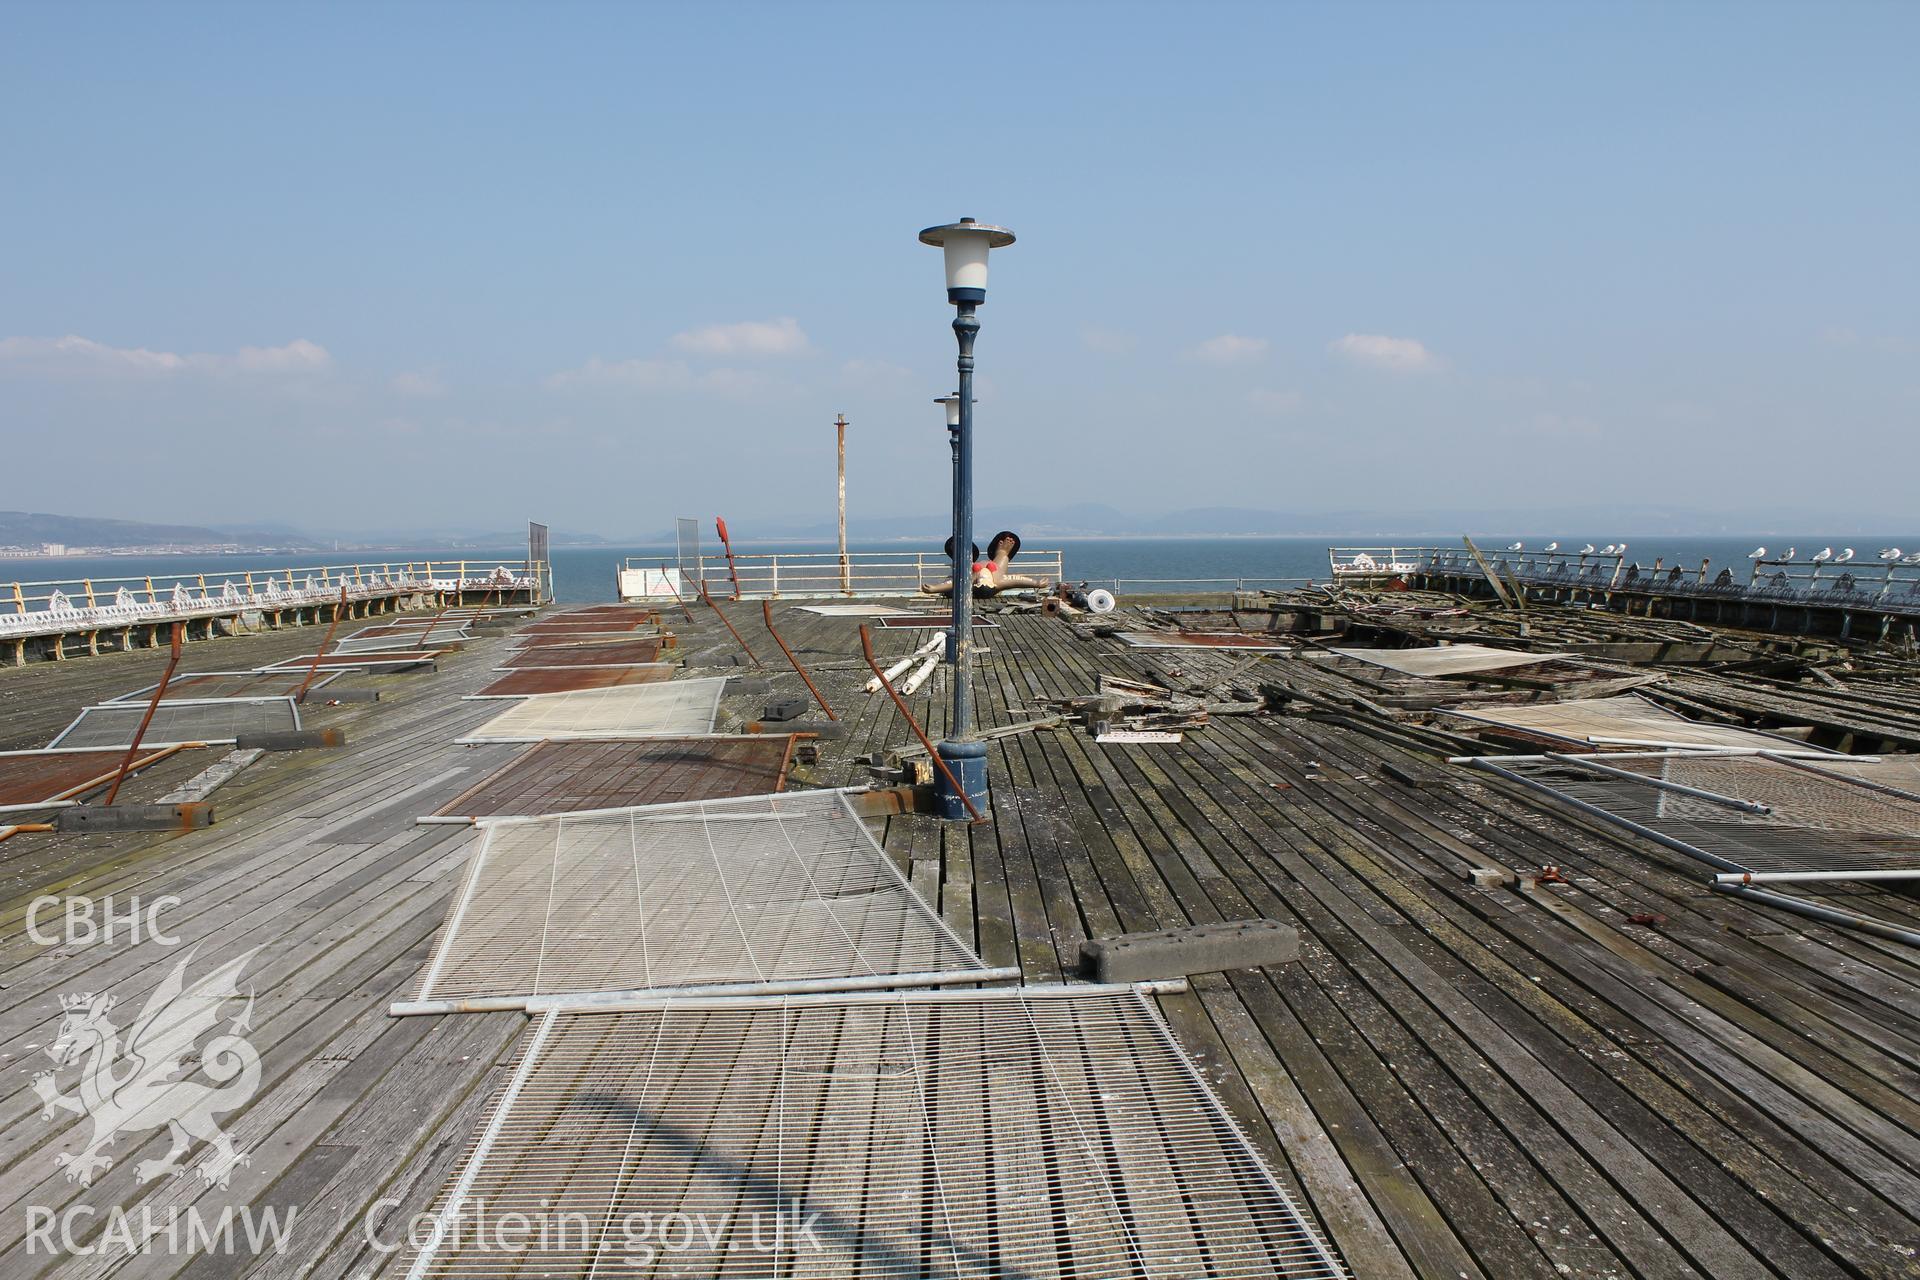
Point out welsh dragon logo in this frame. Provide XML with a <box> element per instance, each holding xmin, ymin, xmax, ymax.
<box><xmin>32</xmin><ymin>948</ymin><xmax>260</xmax><ymax>1188</ymax></box>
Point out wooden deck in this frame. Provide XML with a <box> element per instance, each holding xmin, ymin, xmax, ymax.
<box><xmin>0</xmin><ymin>601</ymin><xmax>1915</xmax><ymax>1278</ymax></box>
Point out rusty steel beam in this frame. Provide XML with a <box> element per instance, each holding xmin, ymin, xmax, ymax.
<box><xmin>859</xmin><ymin>624</ymin><xmax>984</xmax><ymax>824</ymax></box>
<box><xmin>761</xmin><ymin>599</ymin><xmax>837</xmax><ymax>721</ymax></box>
<box><xmin>716</xmin><ymin>516</ymin><xmax>743</xmax><ymax>600</ymax></box>
<box><xmin>104</xmin><ymin>621</ymin><xmax>184</xmax><ymax>806</ymax></box>
<box><xmin>658</xmin><ymin>563</ymin><xmax>697</xmax><ymax>623</ymax></box>
<box><xmin>295</xmin><ymin>584</ymin><xmax>351</xmax><ymax>703</ymax></box>
<box><xmin>701</xmin><ymin>581</ymin><xmax>762</xmax><ymax>668</ymax></box>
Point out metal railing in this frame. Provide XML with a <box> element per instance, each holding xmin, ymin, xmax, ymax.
<box><xmin>1349</xmin><ymin>545</ymin><xmax>1920</xmax><ymax>618</ymax></box>
<box><xmin>1327</xmin><ymin>546</ymin><xmax>1439</xmax><ymax>577</ymax></box>
<box><xmin>1086</xmin><ymin>576</ymin><xmax>1325</xmax><ymax>594</ymax></box>
<box><xmin>2</xmin><ymin>558</ymin><xmax>548</xmax><ymax>639</ymax></box>
<box><xmin>624</xmin><ymin>549</ymin><xmax>1065</xmax><ymax>600</ymax></box>
<box><xmin>1420</xmin><ymin>547</ymin><xmax>1629</xmax><ymax>586</ymax></box>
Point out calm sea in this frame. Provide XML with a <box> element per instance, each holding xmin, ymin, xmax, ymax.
<box><xmin>7</xmin><ymin>535</ymin><xmax>1916</xmax><ymax>605</ymax></box>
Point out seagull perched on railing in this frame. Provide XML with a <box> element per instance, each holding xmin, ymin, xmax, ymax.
<box><xmin>1835</xmin><ymin>548</ymin><xmax>1854</xmax><ymax>563</ymax></box>
<box><xmin>1903</xmin><ymin>551</ymin><xmax>1920</xmax><ymax>565</ymax></box>
<box><xmin>1879</xmin><ymin>548</ymin><xmax>1902</xmax><ymax>560</ymax></box>
<box><xmin>1749</xmin><ymin>547</ymin><xmax>1767</xmax><ymax>558</ymax></box>
<box><xmin>1812</xmin><ymin>547</ymin><xmax>1833</xmax><ymax>563</ymax></box>
<box><xmin>1579</xmin><ymin>544</ymin><xmax>1596</xmax><ymax>555</ymax></box>
<box><xmin>1600</xmin><ymin>544</ymin><xmax>1618</xmax><ymax>555</ymax></box>
<box><xmin>1782</xmin><ymin>547</ymin><xmax>1797</xmax><ymax>561</ymax></box>
<box><xmin>1506</xmin><ymin>542</ymin><xmax>1523</xmax><ymax>551</ymax></box>
<box><xmin>1616</xmin><ymin>542</ymin><xmax>1627</xmax><ymax>555</ymax></box>
<box><xmin>1544</xmin><ymin>541</ymin><xmax>1559</xmax><ymax>552</ymax></box>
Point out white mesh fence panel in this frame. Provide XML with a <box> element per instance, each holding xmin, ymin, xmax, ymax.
<box><xmin>460</xmin><ymin>679</ymin><xmax>727</xmax><ymax>742</ymax></box>
<box><xmin>408</xmin><ymin>789</ymin><xmax>996</xmax><ymax>1008</ymax></box>
<box><xmin>49</xmin><ymin>698</ymin><xmax>300</xmax><ymax>749</ymax></box>
<box><xmin>404</xmin><ymin>987</ymin><xmax>1349</xmax><ymax>1279</ymax></box>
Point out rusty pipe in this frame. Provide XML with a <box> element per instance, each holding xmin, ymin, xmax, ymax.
<box><xmin>659</xmin><ymin>563</ymin><xmax>697</xmax><ymax>623</ymax></box>
<box><xmin>700</xmin><ymin>580</ymin><xmax>761</xmax><ymax>667</ymax></box>
<box><xmin>859</xmin><ymin>623</ymin><xmax>985</xmax><ymax>824</ymax></box>
<box><xmin>715</xmin><ymin>516</ymin><xmax>743</xmax><ymax>600</ymax></box>
<box><xmin>104</xmin><ymin>621</ymin><xmax>184</xmax><ymax>806</ymax></box>
<box><xmin>761</xmin><ymin>599</ymin><xmax>837</xmax><ymax>720</ymax></box>
<box><xmin>295</xmin><ymin>584</ymin><xmax>351</xmax><ymax>703</ymax></box>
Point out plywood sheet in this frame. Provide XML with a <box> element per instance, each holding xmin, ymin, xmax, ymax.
<box><xmin>499</xmin><ymin>638</ymin><xmax>666</xmax><ymax>667</ymax></box>
<box><xmin>470</xmin><ymin>664</ymin><xmax>674</xmax><ymax>697</ymax></box>
<box><xmin>1327</xmin><ymin>644</ymin><xmax>1567</xmax><ymax>677</ymax></box>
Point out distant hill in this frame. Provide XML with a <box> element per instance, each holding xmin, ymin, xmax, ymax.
<box><xmin>695</xmin><ymin>502</ymin><xmax>1918</xmax><ymax>542</ymax></box>
<box><xmin>0</xmin><ymin>510</ymin><xmax>248</xmax><ymax>547</ymax></box>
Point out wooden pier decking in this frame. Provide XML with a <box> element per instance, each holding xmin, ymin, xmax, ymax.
<box><xmin>1</xmin><ymin>600</ymin><xmax>1917</xmax><ymax>1278</ymax></box>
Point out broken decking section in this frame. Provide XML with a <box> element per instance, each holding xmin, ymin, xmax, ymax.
<box><xmin>0</xmin><ymin>594</ymin><xmax>1916</xmax><ymax>1279</ymax></box>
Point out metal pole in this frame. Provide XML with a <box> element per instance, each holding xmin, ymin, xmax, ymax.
<box><xmin>762</xmin><ymin>599</ymin><xmax>837</xmax><ymax>720</ymax></box>
<box><xmin>835</xmin><ymin>413</ymin><xmax>850</xmax><ymax>595</ymax></box>
<box><xmin>104</xmin><ymin>621</ymin><xmax>184</xmax><ymax>805</ymax></box>
<box><xmin>860</xmin><ymin>625</ymin><xmax>985</xmax><ymax>823</ymax></box>
<box><xmin>934</xmin><ymin>303</ymin><xmax>987</xmax><ymax>819</ymax></box>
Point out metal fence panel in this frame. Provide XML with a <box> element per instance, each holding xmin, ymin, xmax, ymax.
<box><xmin>407</xmin><ymin>789</ymin><xmax>996</xmax><ymax>1009</ymax></box>
<box><xmin>49</xmin><ymin>697</ymin><xmax>299</xmax><ymax>749</ymax></box>
<box><xmin>403</xmin><ymin>987</ymin><xmax>1348</xmax><ymax>1279</ymax></box>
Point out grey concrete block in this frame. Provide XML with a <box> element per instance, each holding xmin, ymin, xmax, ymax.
<box><xmin>1080</xmin><ymin>919</ymin><xmax>1300</xmax><ymax>983</ymax></box>
<box><xmin>302</xmin><ymin>687</ymin><xmax>379</xmax><ymax>703</ymax></box>
<box><xmin>57</xmin><ymin>803</ymin><xmax>216</xmax><ymax>833</ymax></box>
<box><xmin>761</xmin><ymin>696</ymin><xmax>810</xmax><ymax>723</ymax></box>
<box><xmin>236</xmin><ymin>728</ymin><xmax>347</xmax><ymax>752</ymax></box>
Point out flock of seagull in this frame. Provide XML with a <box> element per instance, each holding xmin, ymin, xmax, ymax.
<box><xmin>1745</xmin><ymin>546</ymin><xmax>1920</xmax><ymax>564</ymax></box>
<box><xmin>1502</xmin><ymin>541</ymin><xmax>1626</xmax><ymax>556</ymax></box>
<box><xmin>1494</xmin><ymin>542</ymin><xmax>1920</xmax><ymax>565</ymax></box>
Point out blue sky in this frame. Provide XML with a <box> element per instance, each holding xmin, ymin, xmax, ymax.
<box><xmin>2</xmin><ymin>1</ymin><xmax>1914</xmax><ymax>537</ymax></box>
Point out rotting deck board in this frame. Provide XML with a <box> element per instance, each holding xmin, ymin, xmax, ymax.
<box><xmin>0</xmin><ymin>599</ymin><xmax>1917</xmax><ymax>1280</ymax></box>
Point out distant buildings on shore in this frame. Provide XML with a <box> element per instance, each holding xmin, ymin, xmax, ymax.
<box><xmin>0</xmin><ymin>542</ymin><xmax>252</xmax><ymax>558</ymax></box>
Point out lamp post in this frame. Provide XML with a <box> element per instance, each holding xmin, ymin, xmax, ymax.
<box><xmin>919</xmin><ymin>216</ymin><xmax>1014</xmax><ymax>819</ymax></box>
<box><xmin>835</xmin><ymin>413</ymin><xmax>849</xmax><ymax>594</ymax></box>
<box><xmin>934</xmin><ymin>392</ymin><xmax>968</xmax><ymax>664</ymax></box>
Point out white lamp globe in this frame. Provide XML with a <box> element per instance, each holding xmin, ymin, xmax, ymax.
<box><xmin>919</xmin><ymin>218</ymin><xmax>1015</xmax><ymax>304</ymax></box>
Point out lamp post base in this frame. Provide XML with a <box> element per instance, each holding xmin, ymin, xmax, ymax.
<box><xmin>933</xmin><ymin>739</ymin><xmax>989</xmax><ymax>821</ymax></box>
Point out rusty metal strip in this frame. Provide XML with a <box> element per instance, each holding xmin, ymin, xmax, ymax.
<box><xmin>659</xmin><ymin>561</ymin><xmax>697</xmax><ymax>622</ymax></box>
<box><xmin>295</xmin><ymin>585</ymin><xmax>351</xmax><ymax>702</ymax></box>
<box><xmin>859</xmin><ymin>623</ymin><xmax>984</xmax><ymax>824</ymax></box>
<box><xmin>104</xmin><ymin>622</ymin><xmax>184</xmax><ymax>806</ymax></box>
<box><xmin>0</xmin><ymin>745</ymin><xmax>189</xmax><ymax>809</ymax></box>
<box><xmin>701</xmin><ymin>580</ymin><xmax>761</xmax><ymax>667</ymax></box>
<box><xmin>761</xmin><ymin>599</ymin><xmax>836</xmax><ymax>720</ymax></box>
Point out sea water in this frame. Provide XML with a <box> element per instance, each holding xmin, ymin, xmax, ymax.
<box><xmin>9</xmin><ymin>536</ymin><xmax>1917</xmax><ymax>606</ymax></box>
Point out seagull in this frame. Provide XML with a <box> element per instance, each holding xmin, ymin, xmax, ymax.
<box><xmin>1782</xmin><ymin>547</ymin><xmax>1796</xmax><ymax>561</ymax></box>
<box><xmin>1835</xmin><ymin>548</ymin><xmax>1854</xmax><ymax>563</ymax></box>
<box><xmin>1544</xmin><ymin>541</ymin><xmax>1559</xmax><ymax>552</ymax></box>
<box><xmin>1616</xmin><ymin>542</ymin><xmax>1627</xmax><ymax>555</ymax></box>
<box><xmin>1812</xmin><ymin>548</ymin><xmax>1833</xmax><ymax>563</ymax></box>
<box><xmin>1506</xmin><ymin>542</ymin><xmax>1523</xmax><ymax>551</ymax></box>
<box><xmin>1749</xmin><ymin>547</ymin><xmax>1767</xmax><ymax>559</ymax></box>
<box><xmin>1879</xmin><ymin>548</ymin><xmax>1902</xmax><ymax>560</ymax></box>
<box><xmin>1579</xmin><ymin>544</ymin><xmax>1596</xmax><ymax>555</ymax></box>
<box><xmin>1600</xmin><ymin>544</ymin><xmax>1618</xmax><ymax>555</ymax></box>
<box><xmin>1903</xmin><ymin>551</ymin><xmax>1920</xmax><ymax>565</ymax></box>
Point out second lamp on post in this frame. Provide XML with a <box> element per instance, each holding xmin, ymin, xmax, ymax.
<box><xmin>918</xmin><ymin>216</ymin><xmax>1014</xmax><ymax>820</ymax></box>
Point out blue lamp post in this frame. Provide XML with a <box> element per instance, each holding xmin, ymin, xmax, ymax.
<box><xmin>919</xmin><ymin>217</ymin><xmax>1014</xmax><ymax>819</ymax></box>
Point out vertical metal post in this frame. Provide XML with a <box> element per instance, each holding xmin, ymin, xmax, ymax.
<box><xmin>835</xmin><ymin>413</ymin><xmax>850</xmax><ymax>595</ymax></box>
<box><xmin>935</xmin><ymin>302</ymin><xmax>988</xmax><ymax>818</ymax></box>
<box><xmin>104</xmin><ymin>621</ymin><xmax>183</xmax><ymax>805</ymax></box>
